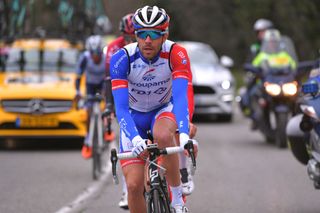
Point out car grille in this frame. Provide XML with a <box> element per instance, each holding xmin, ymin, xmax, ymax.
<box><xmin>1</xmin><ymin>99</ymin><xmax>73</xmax><ymax>114</ymax></box>
<box><xmin>193</xmin><ymin>85</ymin><xmax>215</xmax><ymax>94</ymax></box>
<box><xmin>0</xmin><ymin>122</ymin><xmax>77</xmax><ymax>129</ymax></box>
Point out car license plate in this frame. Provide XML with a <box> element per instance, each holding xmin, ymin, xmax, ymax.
<box><xmin>16</xmin><ymin>116</ymin><xmax>58</xmax><ymax>128</ymax></box>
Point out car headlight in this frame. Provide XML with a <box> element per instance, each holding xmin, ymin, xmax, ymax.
<box><xmin>221</xmin><ymin>80</ymin><xmax>231</xmax><ymax>90</ymax></box>
<box><xmin>264</xmin><ymin>82</ymin><xmax>281</xmax><ymax>96</ymax></box>
<box><xmin>282</xmin><ymin>81</ymin><xmax>298</xmax><ymax>96</ymax></box>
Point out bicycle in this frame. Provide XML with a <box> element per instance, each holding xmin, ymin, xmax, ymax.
<box><xmin>84</xmin><ymin>93</ymin><xmax>112</xmax><ymax>180</ymax></box>
<box><xmin>110</xmin><ymin>133</ymin><xmax>196</xmax><ymax>213</ymax></box>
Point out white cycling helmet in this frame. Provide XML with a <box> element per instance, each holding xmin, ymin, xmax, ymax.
<box><xmin>132</xmin><ymin>5</ymin><xmax>170</xmax><ymax>31</ymax></box>
<box><xmin>253</xmin><ymin>18</ymin><xmax>273</xmax><ymax>31</ymax></box>
<box><xmin>85</xmin><ymin>35</ymin><xmax>103</xmax><ymax>53</ymax></box>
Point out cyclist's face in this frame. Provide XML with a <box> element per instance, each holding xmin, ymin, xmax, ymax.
<box><xmin>257</xmin><ymin>30</ymin><xmax>266</xmax><ymax>41</ymax></box>
<box><xmin>136</xmin><ymin>28</ymin><xmax>168</xmax><ymax>60</ymax></box>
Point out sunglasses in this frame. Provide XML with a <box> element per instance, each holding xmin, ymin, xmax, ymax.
<box><xmin>135</xmin><ymin>30</ymin><xmax>166</xmax><ymax>40</ymax></box>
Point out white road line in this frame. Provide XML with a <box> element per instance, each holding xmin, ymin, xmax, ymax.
<box><xmin>54</xmin><ymin>142</ymin><xmax>118</xmax><ymax>213</ymax></box>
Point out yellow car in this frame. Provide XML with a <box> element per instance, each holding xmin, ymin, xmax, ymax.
<box><xmin>0</xmin><ymin>38</ymin><xmax>87</xmax><ymax>139</ymax></box>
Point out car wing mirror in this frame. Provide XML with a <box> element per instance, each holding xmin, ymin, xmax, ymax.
<box><xmin>220</xmin><ymin>55</ymin><xmax>234</xmax><ymax>68</ymax></box>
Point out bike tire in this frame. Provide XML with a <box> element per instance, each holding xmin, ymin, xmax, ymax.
<box><xmin>275</xmin><ymin>112</ymin><xmax>288</xmax><ymax>148</ymax></box>
<box><xmin>147</xmin><ymin>188</ymin><xmax>171</xmax><ymax>213</ymax></box>
<box><xmin>92</xmin><ymin>117</ymin><xmax>101</xmax><ymax>180</ymax></box>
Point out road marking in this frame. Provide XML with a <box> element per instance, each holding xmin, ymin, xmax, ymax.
<box><xmin>54</xmin><ymin>142</ymin><xmax>117</xmax><ymax>213</ymax></box>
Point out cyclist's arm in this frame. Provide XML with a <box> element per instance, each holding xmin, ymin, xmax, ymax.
<box><xmin>104</xmin><ymin>38</ymin><xmax>124</xmax><ymax>110</ymax></box>
<box><xmin>75</xmin><ymin>53</ymin><xmax>87</xmax><ymax>92</ymax></box>
<box><xmin>110</xmin><ymin>49</ymin><xmax>141</xmax><ymax>142</ymax></box>
<box><xmin>171</xmin><ymin>44</ymin><xmax>190</xmax><ymax>139</ymax></box>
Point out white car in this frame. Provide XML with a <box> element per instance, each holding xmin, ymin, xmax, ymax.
<box><xmin>178</xmin><ymin>41</ymin><xmax>235</xmax><ymax>121</ymax></box>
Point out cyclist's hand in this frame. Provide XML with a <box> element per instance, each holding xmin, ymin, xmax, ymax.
<box><xmin>103</xmin><ymin>112</ymin><xmax>114</xmax><ymax>126</ymax></box>
<box><xmin>189</xmin><ymin>122</ymin><xmax>197</xmax><ymax>139</ymax></box>
<box><xmin>74</xmin><ymin>91</ymin><xmax>82</xmax><ymax>102</ymax></box>
<box><xmin>132</xmin><ymin>136</ymin><xmax>147</xmax><ymax>157</ymax></box>
<box><xmin>180</xmin><ymin>133</ymin><xmax>198</xmax><ymax>158</ymax></box>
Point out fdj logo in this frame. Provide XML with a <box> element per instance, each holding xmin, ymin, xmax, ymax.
<box><xmin>154</xmin><ymin>87</ymin><xmax>166</xmax><ymax>95</ymax></box>
<box><xmin>131</xmin><ymin>88</ymin><xmax>151</xmax><ymax>95</ymax></box>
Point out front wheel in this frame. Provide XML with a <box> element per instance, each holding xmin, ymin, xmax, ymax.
<box><xmin>92</xmin><ymin>118</ymin><xmax>101</xmax><ymax>180</ymax></box>
<box><xmin>147</xmin><ymin>189</ymin><xmax>171</xmax><ymax>213</ymax></box>
<box><xmin>275</xmin><ymin>112</ymin><xmax>288</xmax><ymax>148</ymax></box>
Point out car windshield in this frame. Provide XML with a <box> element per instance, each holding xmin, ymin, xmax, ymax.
<box><xmin>184</xmin><ymin>43</ymin><xmax>219</xmax><ymax>65</ymax></box>
<box><xmin>3</xmin><ymin>47</ymin><xmax>79</xmax><ymax>73</ymax></box>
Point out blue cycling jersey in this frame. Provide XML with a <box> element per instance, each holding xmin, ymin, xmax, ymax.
<box><xmin>110</xmin><ymin>40</ymin><xmax>190</xmax><ymax>142</ymax></box>
<box><xmin>76</xmin><ymin>51</ymin><xmax>106</xmax><ymax>89</ymax></box>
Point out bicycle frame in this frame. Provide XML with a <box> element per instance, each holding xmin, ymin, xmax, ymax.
<box><xmin>145</xmin><ymin>143</ymin><xmax>171</xmax><ymax>213</ymax></box>
<box><xmin>87</xmin><ymin>94</ymin><xmax>105</xmax><ymax>180</ymax></box>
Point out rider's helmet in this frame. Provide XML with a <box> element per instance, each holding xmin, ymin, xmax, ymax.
<box><xmin>253</xmin><ymin>19</ymin><xmax>273</xmax><ymax>32</ymax></box>
<box><xmin>86</xmin><ymin>35</ymin><xmax>103</xmax><ymax>64</ymax></box>
<box><xmin>254</xmin><ymin>19</ymin><xmax>274</xmax><ymax>41</ymax></box>
<box><xmin>119</xmin><ymin>13</ymin><xmax>135</xmax><ymax>35</ymax></box>
<box><xmin>132</xmin><ymin>5</ymin><xmax>170</xmax><ymax>31</ymax></box>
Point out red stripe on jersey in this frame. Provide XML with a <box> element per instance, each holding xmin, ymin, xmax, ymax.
<box><xmin>172</xmin><ymin>70</ymin><xmax>189</xmax><ymax>80</ymax></box>
<box><xmin>156</xmin><ymin>112</ymin><xmax>176</xmax><ymax>122</ymax></box>
<box><xmin>160</xmin><ymin>52</ymin><xmax>169</xmax><ymax>59</ymax></box>
<box><xmin>112</xmin><ymin>79</ymin><xmax>128</xmax><ymax>90</ymax></box>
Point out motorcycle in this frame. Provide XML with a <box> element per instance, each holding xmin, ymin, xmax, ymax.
<box><xmin>294</xmin><ymin>79</ymin><xmax>320</xmax><ymax>189</ymax></box>
<box><xmin>245</xmin><ymin>64</ymin><xmax>298</xmax><ymax>148</ymax></box>
<box><xmin>239</xmin><ymin>31</ymin><xmax>299</xmax><ymax>148</ymax></box>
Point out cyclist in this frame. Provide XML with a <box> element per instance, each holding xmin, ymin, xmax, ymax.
<box><xmin>75</xmin><ymin>35</ymin><xmax>106</xmax><ymax>159</ymax></box>
<box><xmin>110</xmin><ymin>5</ymin><xmax>198</xmax><ymax>213</ymax></box>
<box><xmin>105</xmin><ymin>13</ymin><xmax>136</xmax><ymax>210</ymax></box>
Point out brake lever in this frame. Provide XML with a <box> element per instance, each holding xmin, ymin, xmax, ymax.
<box><xmin>185</xmin><ymin>140</ymin><xmax>196</xmax><ymax>175</ymax></box>
<box><xmin>110</xmin><ymin>149</ymin><xmax>119</xmax><ymax>184</ymax></box>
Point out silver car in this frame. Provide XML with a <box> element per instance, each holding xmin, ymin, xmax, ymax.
<box><xmin>178</xmin><ymin>41</ymin><xmax>235</xmax><ymax>121</ymax></box>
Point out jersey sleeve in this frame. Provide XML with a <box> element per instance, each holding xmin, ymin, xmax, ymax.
<box><xmin>75</xmin><ymin>53</ymin><xmax>87</xmax><ymax>91</ymax></box>
<box><xmin>170</xmin><ymin>44</ymin><xmax>191</xmax><ymax>135</ymax></box>
<box><xmin>105</xmin><ymin>37</ymin><xmax>125</xmax><ymax>77</ymax></box>
<box><xmin>110</xmin><ymin>49</ymin><xmax>140</xmax><ymax>141</ymax></box>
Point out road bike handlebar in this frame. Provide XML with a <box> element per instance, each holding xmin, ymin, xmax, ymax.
<box><xmin>110</xmin><ymin>140</ymin><xmax>197</xmax><ymax>184</ymax></box>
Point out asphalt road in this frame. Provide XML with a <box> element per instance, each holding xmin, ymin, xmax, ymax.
<box><xmin>1</xmin><ymin>109</ymin><xmax>320</xmax><ymax>213</ymax></box>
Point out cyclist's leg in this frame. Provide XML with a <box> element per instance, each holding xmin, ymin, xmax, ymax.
<box><xmin>151</xmin><ymin>106</ymin><xmax>184</xmax><ymax>207</ymax></box>
<box><xmin>81</xmin><ymin>84</ymin><xmax>95</xmax><ymax>159</ymax></box>
<box><xmin>118</xmin><ymin>112</ymin><xmax>151</xmax><ymax>213</ymax></box>
<box><xmin>176</xmin><ymin>123</ymin><xmax>196</xmax><ymax>196</ymax></box>
<box><xmin>118</xmin><ymin>174</ymin><xmax>129</xmax><ymax>209</ymax></box>
<box><xmin>122</xmin><ymin>163</ymin><xmax>145</xmax><ymax>213</ymax></box>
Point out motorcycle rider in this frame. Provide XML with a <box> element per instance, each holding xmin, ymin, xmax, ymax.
<box><xmin>252</xmin><ymin>29</ymin><xmax>296</xmax><ymax>69</ymax></box>
<box><xmin>240</xmin><ymin>19</ymin><xmax>274</xmax><ymax>126</ymax></box>
<box><xmin>248</xmin><ymin>18</ymin><xmax>274</xmax><ymax>62</ymax></box>
<box><xmin>245</xmin><ymin>29</ymin><xmax>297</xmax><ymax>129</ymax></box>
